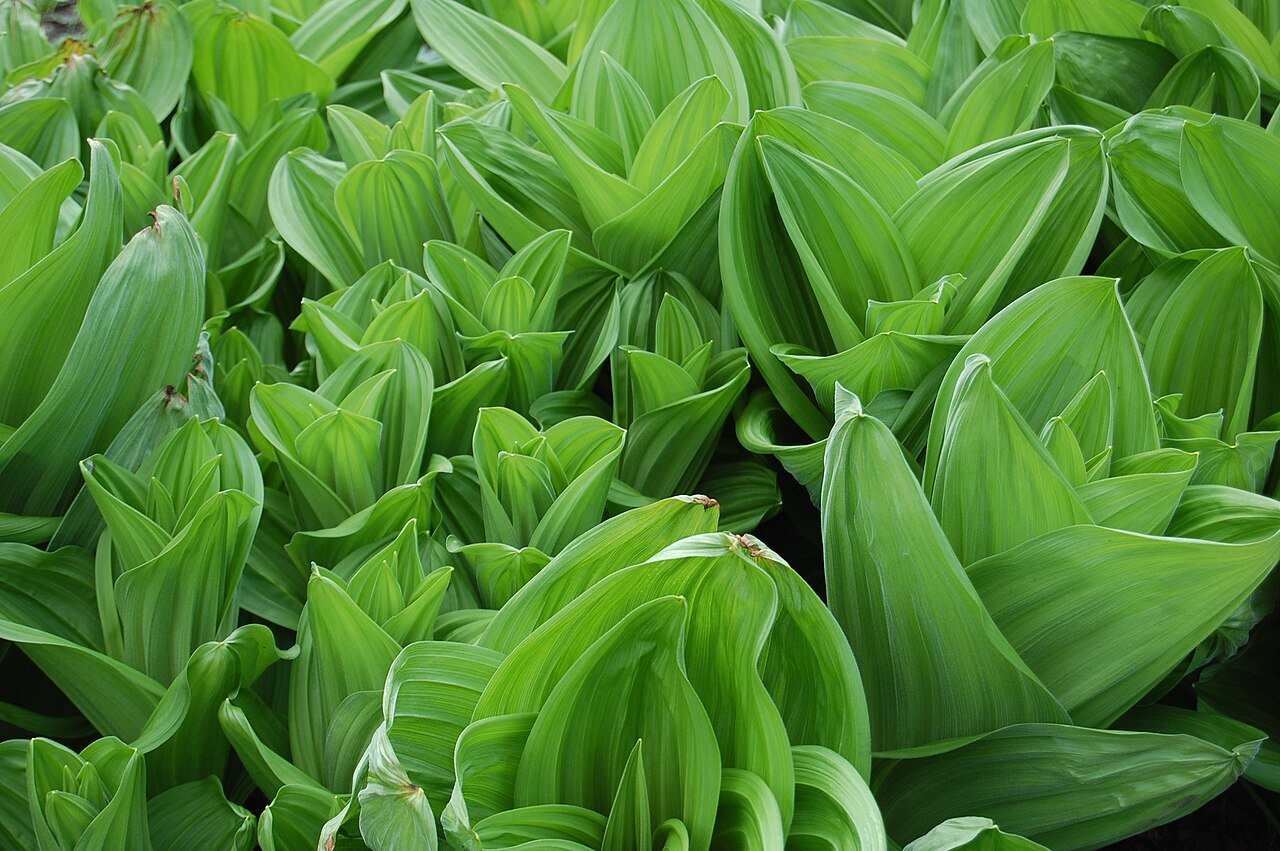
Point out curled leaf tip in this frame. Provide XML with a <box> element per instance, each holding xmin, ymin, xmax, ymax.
<box><xmin>729</xmin><ymin>533</ymin><xmax>767</xmax><ymax>559</ymax></box>
<box><xmin>833</xmin><ymin>383</ymin><xmax>864</xmax><ymax>421</ymax></box>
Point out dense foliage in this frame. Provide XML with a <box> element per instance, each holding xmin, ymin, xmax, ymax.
<box><xmin>0</xmin><ymin>0</ymin><xmax>1278</xmax><ymax>848</ymax></box>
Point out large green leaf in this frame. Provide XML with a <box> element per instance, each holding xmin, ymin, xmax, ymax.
<box><xmin>481</xmin><ymin>496</ymin><xmax>721</xmax><ymax>652</ymax></box>
<box><xmin>896</xmin><ymin>129</ymin><xmax>1107</xmax><ymax>334</ymax></box>
<box><xmin>0</xmin><ymin>205</ymin><xmax>203</xmax><ymax>516</ymax></box>
<box><xmin>1141</xmin><ymin>248</ymin><xmax>1263</xmax><ymax>440</ymax></box>
<box><xmin>336</xmin><ymin>151</ymin><xmax>454</xmax><ymax>275</ymax></box>
<box><xmin>0</xmin><ymin>141</ymin><xmax>121</xmax><ymax>429</ymax></box>
<box><xmin>1180</xmin><ymin>114</ymin><xmax>1280</xmax><ymax>263</ymax></box>
<box><xmin>924</xmin><ymin>276</ymin><xmax>1157</xmax><ymax>476</ymax></box>
<box><xmin>513</xmin><ymin>598</ymin><xmax>722</xmax><ymax>851</ymax></box>
<box><xmin>721</xmin><ymin>107</ymin><xmax>918</xmax><ymax>439</ymax></box>
<box><xmin>480</xmin><ymin>534</ymin><xmax>795</xmax><ymax>829</ymax></box>
<box><xmin>822</xmin><ymin>395</ymin><xmax>1067</xmax><ymax>754</ymax></box>
<box><xmin>383</xmin><ymin>641</ymin><xmax>503</xmax><ymax>814</ymax></box>
<box><xmin>288</xmin><ymin>573</ymin><xmax>401</xmax><ymax>786</ymax></box>
<box><xmin>875</xmin><ymin>722</ymin><xmax>1262</xmax><ymax>849</ymax></box>
<box><xmin>929</xmin><ymin>356</ymin><xmax>1091</xmax><ymax>564</ymax></box>
<box><xmin>148</xmin><ymin>778</ymin><xmax>254</xmax><ymax>851</ymax></box>
<box><xmin>789</xmin><ymin>746</ymin><xmax>887</xmax><ymax>850</ymax></box>
<box><xmin>969</xmin><ymin>487</ymin><xmax>1280</xmax><ymax>726</ymax></box>
<box><xmin>573</xmin><ymin>0</ymin><xmax>751</xmax><ymax>123</ymax></box>
<box><xmin>409</xmin><ymin>0</ymin><xmax>567</xmax><ymax>103</ymax></box>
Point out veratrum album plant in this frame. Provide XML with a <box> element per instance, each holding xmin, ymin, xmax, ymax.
<box><xmin>0</xmin><ymin>0</ymin><xmax>1279</xmax><ymax>848</ymax></box>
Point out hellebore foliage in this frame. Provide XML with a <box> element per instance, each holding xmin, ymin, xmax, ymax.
<box><xmin>0</xmin><ymin>0</ymin><xmax>1278</xmax><ymax>848</ymax></box>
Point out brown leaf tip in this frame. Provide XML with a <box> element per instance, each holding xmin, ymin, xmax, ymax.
<box><xmin>729</xmin><ymin>534</ymin><xmax>765</xmax><ymax>559</ymax></box>
<box><xmin>162</xmin><ymin>384</ymin><xmax>188</xmax><ymax>409</ymax></box>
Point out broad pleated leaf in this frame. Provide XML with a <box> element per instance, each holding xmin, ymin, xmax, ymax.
<box><xmin>968</xmin><ymin>488</ymin><xmax>1280</xmax><ymax>726</ymax></box>
<box><xmin>930</xmin><ymin>355</ymin><xmax>1092</xmax><ymax>564</ymax></box>
<box><xmin>409</xmin><ymin>0</ymin><xmax>567</xmax><ymax>103</ymax></box>
<box><xmin>875</xmin><ymin>722</ymin><xmax>1262</xmax><ymax>849</ymax></box>
<box><xmin>0</xmin><ymin>205</ymin><xmax>202</xmax><ymax>516</ymax></box>
<box><xmin>1180</xmin><ymin>115</ymin><xmax>1280</xmax><ymax>263</ymax></box>
<box><xmin>925</xmin><ymin>276</ymin><xmax>1157</xmax><ymax>477</ymax></box>
<box><xmin>513</xmin><ymin>598</ymin><xmax>721</xmax><ymax>851</ymax></box>
<box><xmin>823</xmin><ymin>396</ymin><xmax>1067</xmax><ymax>753</ymax></box>
<box><xmin>790</xmin><ymin>746</ymin><xmax>887</xmax><ymax>850</ymax></box>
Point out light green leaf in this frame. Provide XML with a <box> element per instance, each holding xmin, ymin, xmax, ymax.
<box><xmin>513</xmin><ymin>598</ymin><xmax>722</xmax><ymax>851</ymax></box>
<box><xmin>408</xmin><ymin>0</ymin><xmax>567</xmax><ymax>102</ymax></box>
<box><xmin>822</xmin><ymin>398</ymin><xmax>1067</xmax><ymax>753</ymax></box>
<box><xmin>875</xmin><ymin>722</ymin><xmax>1262</xmax><ymax>849</ymax></box>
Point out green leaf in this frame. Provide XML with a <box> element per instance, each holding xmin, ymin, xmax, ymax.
<box><xmin>925</xmin><ymin>276</ymin><xmax>1157</xmax><ymax>477</ymax></box>
<box><xmin>594</xmin><ymin>123</ymin><xmax>741</xmax><ymax>277</ymax></box>
<box><xmin>943</xmin><ymin>38</ymin><xmax>1056</xmax><ymax>157</ymax></box>
<box><xmin>441</xmin><ymin>713</ymin><xmax>536</xmax><ymax>840</ymax></box>
<box><xmin>960</xmin><ymin>0</ymin><xmax>1029</xmax><ymax>52</ymax></box>
<box><xmin>114</xmin><ymin>489</ymin><xmax>260</xmax><ymax>684</ymax></box>
<box><xmin>708</xmin><ymin>769</ymin><xmax>785</xmax><ymax>850</ymax></box>
<box><xmin>969</xmin><ymin>488</ymin><xmax>1280</xmax><ymax>726</ymax></box>
<box><xmin>1148</xmin><ymin>47</ymin><xmax>1262</xmax><ymax>122</ymax></box>
<box><xmin>29</xmin><ymin>737</ymin><xmax>151</xmax><ymax>851</ymax></box>
<box><xmin>822</xmin><ymin>397</ymin><xmax>1067</xmax><ymax>753</ymax></box>
<box><xmin>875</xmin><ymin>722</ymin><xmax>1262</xmax><ymax>848</ymax></box>
<box><xmin>258</xmin><ymin>784</ymin><xmax>341</xmax><ymax>851</ymax></box>
<box><xmin>408</xmin><ymin>0</ymin><xmax>567</xmax><ymax>102</ymax></box>
<box><xmin>895</xmin><ymin>129</ymin><xmax>1107</xmax><ymax>333</ymax></box>
<box><xmin>1142</xmin><ymin>248</ymin><xmax>1263</xmax><ymax>440</ymax></box>
<box><xmin>505</xmin><ymin>83</ymin><xmax>643</xmax><ymax>230</ymax></box>
<box><xmin>147</xmin><ymin>777</ymin><xmax>254</xmax><ymax>850</ymax></box>
<box><xmin>1076</xmin><ymin>448</ymin><xmax>1197</xmax><ymax>535</ymax></box>
<box><xmin>1180</xmin><ymin>114</ymin><xmax>1280</xmax><ymax>264</ymax></box>
<box><xmin>291</xmin><ymin>0</ymin><xmax>407</xmax><ymax>79</ymax></box>
<box><xmin>598</xmin><ymin>741</ymin><xmax>649</xmax><ymax>851</ymax></box>
<box><xmin>905</xmin><ymin>818</ymin><xmax>1048</xmax><ymax>850</ymax></box>
<box><xmin>1178</xmin><ymin>0</ymin><xmax>1280</xmax><ymax>83</ymax></box>
<box><xmin>757</xmin><ymin>136</ymin><xmax>917</xmax><ymax>345</ymax></box>
<box><xmin>289</xmin><ymin>573</ymin><xmax>401</xmax><ymax>787</ymax></box>
<box><xmin>1021</xmin><ymin>0</ymin><xmax>1148</xmax><ymax>39</ymax></box>
<box><xmin>628</xmin><ymin>76</ymin><xmax>730</xmax><ymax>194</ymax></box>
<box><xmin>186</xmin><ymin>0</ymin><xmax>333</xmax><ymax>135</ymax></box>
<box><xmin>481</xmin><ymin>495</ymin><xmax>721</xmax><ymax>652</ymax></box>
<box><xmin>802</xmin><ymin>81</ymin><xmax>946</xmax><ymax>175</ymax></box>
<box><xmin>336</xmin><ymin>151</ymin><xmax>454</xmax><ymax>275</ymax></box>
<box><xmin>173</xmin><ymin>131</ymin><xmax>242</xmax><ymax>265</ymax></box>
<box><xmin>0</xmin><ymin>99</ymin><xmax>80</xmax><ymax>168</ymax></box>
<box><xmin>100</xmin><ymin>1</ymin><xmax>194</xmax><ymax>121</ymax></box>
<box><xmin>0</xmin><ymin>157</ymin><xmax>82</xmax><ymax>300</ymax></box>
<box><xmin>790</xmin><ymin>745</ymin><xmax>887</xmax><ymax>851</ymax></box>
<box><xmin>621</xmin><ymin>350</ymin><xmax>751</xmax><ymax>498</ymax></box>
<box><xmin>721</xmin><ymin>107</ymin><xmax>918</xmax><ymax>440</ymax></box>
<box><xmin>694</xmin><ymin>0</ymin><xmax>802</xmax><ymax>111</ymax></box>
<box><xmin>383</xmin><ymin>641</ymin><xmax>503</xmax><ymax>814</ymax></box>
<box><xmin>787</xmin><ymin>37</ymin><xmax>930</xmax><ymax>105</ymax></box>
<box><xmin>1105</xmin><ymin>109</ymin><xmax>1227</xmax><ymax>254</ymax></box>
<box><xmin>268</xmin><ymin>149</ymin><xmax>363</xmax><ymax>289</ymax></box>
<box><xmin>572</xmin><ymin>0</ymin><xmax>750</xmax><ymax>123</ymax></box>
<box><xmin>329</xmin><ymin>725</ymin><xmax>438</xmax><ymax>851</ymax></box>
<box><xmin>929</xmin><ymin>355</ymin><xmax>1092</xmax><ymax>565</ymax></box>
<box><xmin>327</xmin><ymin>105</ymin><xmax>391</xmax><ymax>167</ymax></box>
<box><xmin>513</xmin><ymin>597</ymin><xmax>722</xmax><ymax>851</ymax></box>
<box><xmin>0</xmin><ymin>205</ymin><xmax>202</xmax><ymax>517</ymax></box>
<box><xmin>0</xmin><ymin>141</ymin><xmax>121</xmax><ymax>430</ymax></box>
